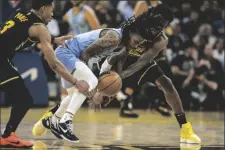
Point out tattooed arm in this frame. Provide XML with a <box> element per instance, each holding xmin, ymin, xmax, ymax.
<box><xmin>80</xmin><ymin>30</ymin><xmax>121</xmax><ymax>63</ymax></box>
<box><xmin>120</xmin><ymin>32</ymin><xmax>168</xmax><ymax>79</ymax></box>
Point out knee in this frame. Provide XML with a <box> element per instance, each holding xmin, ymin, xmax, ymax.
<box><xmin>73</xmin><ymin>61</ymin><xmax>98</xmax><ymax>90</ymax></box>
<box><xmin>88</xmin><ymin>74</ymin><xmax>98</xmax><ymax>90</ymax></box>
<box><xmin>156</xmin><ymin>75</ymin><xmax>175</xmax><ymax>93</ymax></box>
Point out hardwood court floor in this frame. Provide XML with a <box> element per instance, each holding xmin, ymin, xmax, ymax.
<box><xmin>0</xmin><ymin>108</ymin><xmax>224</xmax><ymax>150</ymax></box>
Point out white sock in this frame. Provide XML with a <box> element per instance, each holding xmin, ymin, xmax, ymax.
<box><xmin>52</xmin><ymin>95</ymin><xmax>71</xmax><ymax>124</ymax></box>
<box><xmin>60</xmin><ymin>91</ymin><xmax>86</xmax><ymax>123</ymax></box>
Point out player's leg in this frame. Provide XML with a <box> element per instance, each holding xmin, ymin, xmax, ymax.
<box><xmin>0</xmin><ymin>63</ymin><xmax>33</xmax><ymax>148</ymax></box>
<box><xmin>155</xmin><ymin>75</ymin><xmax>201</xmax><ymax>143</ymax></box>
<box><xmin>52</xmin><ymin>61</ymin><xmax>98</xmax><ymax>143</ymax></box>
<box><xmin>139</xmin><ymin>61</ymin><xmax>201</xmax><ymax>144</ymax></box>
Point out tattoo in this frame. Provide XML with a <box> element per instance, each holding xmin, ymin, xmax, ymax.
<box><xmin>82</xmin><ymin>30</ymin><xmax>121</xmax><ymax>60</ymax></box>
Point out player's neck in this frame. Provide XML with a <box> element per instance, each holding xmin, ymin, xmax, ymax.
<box><xmin>31</xmin><ymin>9</ymin><xmax>42</xmax><ymax>21</ymax></box>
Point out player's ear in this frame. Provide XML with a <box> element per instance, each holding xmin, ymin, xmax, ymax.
<box><xmin>39</xmin><ymin>6</ymin><xmax>45</xmax><ymax>13</ymax></box>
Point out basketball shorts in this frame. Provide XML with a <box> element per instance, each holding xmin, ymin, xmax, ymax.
<box><xmin>122</xmin><ymin>61</ymin><xmax>165</xmax><ymax>90</ymax></box>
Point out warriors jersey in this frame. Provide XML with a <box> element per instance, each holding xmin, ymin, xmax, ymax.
<box><xmin>0</xmin><ymin>9</ymin><xmax>43</xmax><ymax>59</ymax></box>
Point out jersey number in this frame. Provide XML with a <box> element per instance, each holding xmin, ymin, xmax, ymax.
<box><xmin>0</xmin><ymin>20</ymin><xmax>15</xmax><ymax>34</ymax></box>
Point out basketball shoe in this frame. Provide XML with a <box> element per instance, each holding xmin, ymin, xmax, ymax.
<box><xmin>32</xmin><ymin>109</ymin><xmax>53</xmax><ymax>136</ymax></box>
<box><xmin>56</xmin><ymin>120</ymin><xmax>80</xmax><ymax>143</ymax></box>
<box><xmin>0</xmin><ymin>132</ymin><xmax>33</xmax><ymax>148</ymax></box>
<box><xmin>42</xmin><ymin>116</ymin><xmax>63</xmax><ymax>139</ymax></box>
<box><xmin>180</xmin><ymin>122</ymin><xmax>201</xmax><ymax>144</ymax></box>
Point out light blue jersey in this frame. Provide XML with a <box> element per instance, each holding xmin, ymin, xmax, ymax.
<box><xmin>55</xmin><ymin>28</ymin><xmax>122</xmax><ymax>72</ymax></box>
<box><xmin>66</xmin><ymin>5</ymin><xmax>91</xmax><ymax>35</ymax></box>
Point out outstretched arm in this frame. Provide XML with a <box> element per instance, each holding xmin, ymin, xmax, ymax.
<box><xmin>99</xmin><ymin>47</ymin><xmax>127</xmax><ymax>74</ymax></box>
<box><xmin>120</xmin><ymin>32</ymin><xmax>168</xmax><ymax>79</ymax></box>
<box><xmin>30</xmin><ymin>24</ymin><xmax>89</xmax><ymax>92</ymax></box>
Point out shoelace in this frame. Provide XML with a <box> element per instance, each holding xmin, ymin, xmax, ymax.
<box><xmin>66</xmin><ymin>122</ymin><xmax>74</xmax><ymax>135</ymax></box>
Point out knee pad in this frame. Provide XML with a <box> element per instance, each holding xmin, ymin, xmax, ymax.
<box><xmin>73</xmin><ymin>61</ymin><xmax>98</xmax><ymax>91</ymax></box>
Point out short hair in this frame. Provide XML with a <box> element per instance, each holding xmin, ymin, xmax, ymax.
<box><xmin>32</xmin><ymin>0</ymin><xmax>54</xmax><ymax>10</ymax></box>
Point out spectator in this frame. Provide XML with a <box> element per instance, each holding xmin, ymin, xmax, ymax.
<box><xmin>95</xmin><ymin>1</ymin><xmax>124</xmax><ymax>28</ymax></box>
<box><xmin>63</xmin><ymin>0</ymin><xmax>100</xmax><ymax>35</ymax></box>
<box><xmin>168</xmin><ymin>18</ymin><xmax>189</xmax><ymax>53</ymax></box>
<box><xmin>196</xmin><ymin>44</ymin><xmax>225</xmax><ymax>110</ymax></box>
<box><xmin>182</xmin><ymin>11</ymin><xmax>200</xmax><ymax>39</ymax></box>
<box><xmin>171</xmin><ymin>43</ymin><xmax>199</xmax><ymax>109</ymax></box>
<box><xmin>193</xmin><ymin>24</ymin><xmax>217</xmax><ymax>57</ymax></box>
<box><xmin>117</xmin><ymin>1</ymin><xmax>133</xmax><ymax>19</ymax></box>
<box><xmin>213</xmin><ymin>38</ymin><xmax>225</xmax><ymax>71</ymax></box>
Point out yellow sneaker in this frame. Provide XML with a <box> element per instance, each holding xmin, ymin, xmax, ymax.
<box><xmin>32</xmin><ymin>110</ymin><xmax>53</xmax><ymax>137</ymax></box>
<box><xmin>180</xmin><ymin>143</ymin><xmax>201</xmax><ymax>150</ymax></box>
<box><xmin>180</xmin><ymin>122</ymin><xmax>201</xmax><ymax>144</ymax></box>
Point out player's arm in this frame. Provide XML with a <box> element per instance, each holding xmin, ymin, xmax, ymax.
<box><xmin>99</xmin><ymin>47</ymin><xmax>127</xmax><ymax>74</ymax></box>
<box><xmin>84</xmin><ymin>6</ymin><xmax>101</xmax><ymax>30</ymax></box>
<box><xmin>134</xmin><ymin>1</ymin><xmax>149</xmax><ymax>17</ymax></box>
<box><xmin>120</xmin><ymin>32</ymin><xmax>168</xmax><ymax>79</ymax></box>
<box><xmin>80</xmin><ymin>30</ymin><xmax>121</xmax><ymax>62</ymax></box>
<box><xmin>30</xmin><ymin>25</ymin><xmax>79</xmax><ymax>87</ymax></box>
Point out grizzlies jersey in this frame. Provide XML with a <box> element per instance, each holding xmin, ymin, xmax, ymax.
<box><xmin>66</xmin><ymin>5</ymin><xmax>91</xmax><ymax>34</ymax></box>
<box><xmin>65</xmin><ymin>28</ymin><xmax>122</xmax><ymax>58</ymax></box>
<box><xmin>0</xmin><ymin>9</ymin><xmax>43</xmax><ymax>59</ymax></box>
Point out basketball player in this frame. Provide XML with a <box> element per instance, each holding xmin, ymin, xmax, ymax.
<box><xmin>119</xmin><ymin>0</ymin><xmax>171</xmax><ymax>118</ymax></box>
<box><xmin>0</xmin><ymin>0</ymin><xmax>89</xmax><ymax>148</ymax></box>
<box><xmin>63</xmin><ymin>0</ymin><xmax>101</xmax><ymax>35</ymax></box>
<box><xmin>96</xmin><ymin>5</ymin><xmax>201</xmax><ymax>144</ymax></box>
<box><xmin>32</xmin><ymin>4</ymin><xmax>171</xmax><ymax>143</ymax></box>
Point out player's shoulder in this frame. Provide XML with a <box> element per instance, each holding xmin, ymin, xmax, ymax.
<box><xmin>83</xmin><ymin>5</ymin><xmax>95</xmax><ymax>14</ymax></box>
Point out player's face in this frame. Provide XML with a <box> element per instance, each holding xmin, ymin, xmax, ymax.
<box><xmin>42</xmin><ymin>3</ymin><xmax>54</xmax><ymax>24</ymax></box>
<box><xmin>128</xmin><ymin>33</ymin><xmax>146</xmax><ymax>49</ymax></box>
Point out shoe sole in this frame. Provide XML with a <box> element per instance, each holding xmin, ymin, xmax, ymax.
<box><xmin>60</xmin><ymin>133</ymin><xmax>80</xmax><ymax>143</ymax></box>
<box><xmin>180</xmin><ymin>138</ymin><xmax>201</xmax><ymax>144</ymax></box>
<box><xmin>0</xmin><ymin>144</ymin><xmax>33</xmax><ymax>149</ymax></box>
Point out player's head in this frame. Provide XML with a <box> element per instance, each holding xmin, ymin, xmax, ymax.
<box><xmin>121</xmin><ymin>4</ymin><xmax>173</xmax><ymax>49</ymax></box>
<box><xmin>150</xmin><ymin>4</ymin><xmax>174</xmax><ymax>27</ymax></box>
<box><xmin>32</xmin><ymin>0</ymin><xmax>54</xmax><ymax>24</ymax></box>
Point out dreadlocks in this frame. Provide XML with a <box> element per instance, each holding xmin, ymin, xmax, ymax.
<box><xmin>121</xmin><ymin>4</ymin><xmax>173</xmax><ymax>44</ymax></box>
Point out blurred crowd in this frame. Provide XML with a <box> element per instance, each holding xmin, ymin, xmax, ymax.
<box><xmin>1</xmin><ymin>0</ymin><xmax>225</xmax><ymax>111</ymax></box>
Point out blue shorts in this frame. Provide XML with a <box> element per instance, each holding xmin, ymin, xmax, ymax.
<box><xmin>55</xmin><ymin>46</ymin><xmax>80</xmax><ymax>73</ymax></box>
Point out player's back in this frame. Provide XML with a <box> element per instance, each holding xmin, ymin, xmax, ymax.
<box><xmin>64</xmin><ymin>28</ymin><xmax>122</xmax><ymax>57</ymax></box>
<box><xmin>0</xmin><ymin>9</ymin><xmax>43</xmax><ymax>59</ymax></box>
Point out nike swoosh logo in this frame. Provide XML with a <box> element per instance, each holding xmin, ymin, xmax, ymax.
<box><xmin>59</xmin><ymin>125</ymin><xmax>68</xmax><ymax>133</ymax></box>
<box><xmin>6</xmin><ymin>140</ymin><xmax>20</xmax><ymax>144</ymax></box>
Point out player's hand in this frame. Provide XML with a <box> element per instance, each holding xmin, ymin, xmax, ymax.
<box><xmin>54</xmin><ymin>35</ymin><xmax>74</xmax><ymax>47</ymax></box>
<box><xmin>92</xmin><ymin>92</ymin><xmax>104</xmax><ymax>105</ymax></box>
<box><xmin>152</xmin><ymin>32</ymin><xmax>168</xmax><ymax>50</ymax></box>
<box><xmin>74</xmin><ymin>80</ymin><xmax>89</xmax><ymax>93</ymax></box>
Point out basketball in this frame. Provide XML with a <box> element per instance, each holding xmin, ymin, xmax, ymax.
<box><xmin>97</xmin><ymin>71</ymin><xmax>122</xmax><ymax>96</ymax></box>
